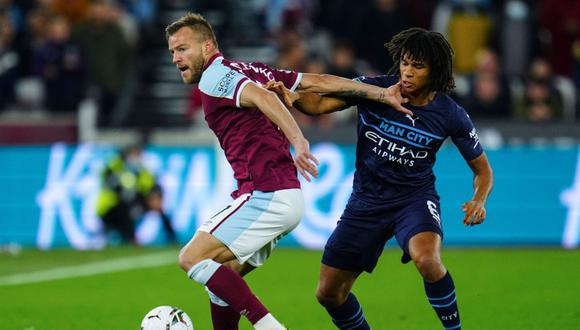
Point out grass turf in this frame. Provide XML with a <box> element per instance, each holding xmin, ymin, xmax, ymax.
<box><xmin>0</xmin><ymin>247</ymin><xmax>579</xmax><ymax>329</ymax></box>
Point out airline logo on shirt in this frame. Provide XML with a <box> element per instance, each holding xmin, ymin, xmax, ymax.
<box><xmin>365</xmin><ymin>131</ymin><xmax>427</xmax><ymax>167</ymax></box>
<box><xmin>360</xmin><ymin>111</ymin><xmax>444</xmax><ymax>167</ymax></box>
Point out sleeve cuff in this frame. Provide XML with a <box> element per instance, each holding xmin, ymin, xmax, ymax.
<box><xmin>290</xmin><ymin>72</ymin><xmax>303</xmax><ymax>91</ymax></box>
<box><xmin>235</xmin><ymin>78</ymin><xmax>251</xmax><ymax>108</ymax></box>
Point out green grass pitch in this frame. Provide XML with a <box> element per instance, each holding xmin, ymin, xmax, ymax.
<box><xmin>1</xmin><ymin>247</ymin><xmax>579</xmax><ymax>329</ymax></box>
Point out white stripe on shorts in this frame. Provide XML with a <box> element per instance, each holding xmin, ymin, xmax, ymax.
<box><xmin>208</xmin><ymin>194</ymin><xmax>252</xmax><ymax>234</ymax></box>
<box><xmin>198</xmin><ymin>189</ymin><xmax>303</xmax><ymax>266</ymax></box>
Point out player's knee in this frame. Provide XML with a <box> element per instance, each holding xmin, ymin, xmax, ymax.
<box><xmin>178</xmin><ymin>248</ymin><xmax>203</xmax><ymax>272</ymax></box>
<box><xmin>177</xmin><ymin>250</ymin><xmax>191</xmax><ymax>272</ymax></box>
<box><xmin>413</xmin><ymin>254</ymin><xmax>444</xmax><ymax>281</ymax></box>
<box><xmin>315</xmin><ymin>287</ymin><xmax>347</xmax><ymax>308</ymax></box>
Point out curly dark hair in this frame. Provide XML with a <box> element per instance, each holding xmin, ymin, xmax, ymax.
<box><xmin>385</xmin><ymin>27</ymin><xmax>455</xmax><ymax>93</ymax></box>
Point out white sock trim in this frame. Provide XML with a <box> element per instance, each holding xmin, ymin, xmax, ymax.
<box><xmin>253</xmin><ymin>313</ymin><xmax>285</xmax><ymax>330</ymax></box>
<box><xmin>186</xmin><ymin>259</ymin><xmax>221</xmax><ymax>285</ymax></box>
<box><xmin>205</xmin><ymin>287</ymin><xmax>229</xmax><ymax>307</ymax></box>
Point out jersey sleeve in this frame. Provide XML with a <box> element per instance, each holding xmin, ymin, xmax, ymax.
<box><xmin>353</xmin><ymin>75</ymin><xmax>379</xmax><ymax>86</ymax></box>
<box><xmin>354</xmin><ymin>75</ymin><xmax>398</xmax><ymax>87</ymax></box>
<box><xmin>198</xmin><ymin>62</ymin><xmax>251</xmax><ymax>108</ymax></box>
<box><xmin>271</xmin><ymin>67</ymin><xmax>302</xmax><ymax>91</ymax></box>
<box><xmin>351</xmin><ymin>76</ymin><xmax>372</xmax><ymax>114</ymax></box>
<box><xmin>450</xmin><ymin>105</ymin><xmax>484</xmax><ymax>161</ymax></box>
<box><xmin>352</xmin><ymin>75</ymin><xmax>395</xmax><ymax>113</ymax></box>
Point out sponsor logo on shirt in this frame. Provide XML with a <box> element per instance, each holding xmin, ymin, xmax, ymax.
<box><xmin>217</xmin><ymin>70</ymin><xmax>237</xmax><ymax>95</ymax></box>
<box><xmin>405</xmin><ymin>114</ymin><xmax>420</xmax><ymax>127</ymax></box>
<box><xmin>365</xmin><ymin>130</ymin><xmax>429</xmax><ymax>167</ymax></box>
<box><xmin>469</xmin><ymin>128</ymin><xmax>480</xmax><ymax>148</ymax></box>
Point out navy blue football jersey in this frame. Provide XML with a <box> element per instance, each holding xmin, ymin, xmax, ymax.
<box><xmin>351</xmin><ymin>75</ymin><xmax>483</xmax><ymax>204</ymax></box>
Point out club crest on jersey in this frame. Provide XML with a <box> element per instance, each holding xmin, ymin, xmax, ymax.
<box><xmin>405</xmin><ymin>114</ymin><xmax>419</xmax><ymax>127</ymax></box>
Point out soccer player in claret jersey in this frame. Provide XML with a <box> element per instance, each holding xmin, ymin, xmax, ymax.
<box><xmin>268</xmin><ymin>28</ymin><xmax>494</xmax><ymax>329</ymax></box>
<box><xmin>165</xmin><ymin>13</ymin><xmax>410</xmax><ymax>330</ymax></box>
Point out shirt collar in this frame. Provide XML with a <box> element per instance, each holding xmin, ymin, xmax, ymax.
<box><xmin>203</xmin><ymin>52</ymin><xmax>223</xmax><ymax>71</ymax></box>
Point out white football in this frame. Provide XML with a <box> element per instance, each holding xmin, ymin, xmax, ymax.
<box><xmin>140</xmin><ymin>305</ymin><xmax>194</xmax><ymax>330</ymax></box>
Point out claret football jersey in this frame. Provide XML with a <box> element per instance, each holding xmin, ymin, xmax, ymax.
<box><xmin>198</xmin><ymin>53</ymin><xmax>303</xmax><ymax>198</ymax></box>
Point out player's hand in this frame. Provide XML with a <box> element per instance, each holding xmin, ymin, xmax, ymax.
<box><xmin>381</xmin><ymin>82</ymin><xmax>412</xmax><ymax>116</ymax></box>
<box><xmin>462</xmin><ymin>200</ymin><xmax>486</xmax><ymax>226</ymax></box>
<box><xmin>264</xmin><ymin>80</ymin><xmax>299</xmax><ymax>108</ymax></box>
<box><xmin>292</xmin><ymin>137</ymin><xmax>319</xmax><ymax>182</ymax></box>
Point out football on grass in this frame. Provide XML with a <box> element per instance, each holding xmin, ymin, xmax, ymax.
<box><xmin>140</xmin><ymin>306</ymin><xmax>193</xmax><ymax>330</ymax></box>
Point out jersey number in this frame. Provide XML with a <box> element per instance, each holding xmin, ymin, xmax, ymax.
<box><xmin>427</xmin><ymin>200</ymin><xmax>441</xmax><ymax>226</ymax></box>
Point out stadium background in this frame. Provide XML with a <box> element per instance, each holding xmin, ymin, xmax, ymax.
<box><xmin>1</xmin><ymin>0</ymin><xmax>580</xmax><ymax>329</ymax></box>
<box><xmin>1</xmin><ymin>144</ymin><xmax>580</xmax><ymax>249</ymax></box>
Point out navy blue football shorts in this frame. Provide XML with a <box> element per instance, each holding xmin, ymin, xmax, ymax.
<box><xmin>322</xmin><ymin>195</ymin><xmax>444</xmax><ymax>273</ymax></box>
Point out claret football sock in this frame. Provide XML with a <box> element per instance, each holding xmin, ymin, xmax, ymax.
<box><xmin>187</xmin><ymin>259</ymin><xmax>269</xmax><ymax>325</ymax></box>
<box><xmin>206</xmin><ymin>288</ymin><xmax>241</xmax><ymax>330</ymax></box>
<box><xmin>424</xmin><ymin>271</ymin><xmax>461</xmax><ymax>330</ymax></box>
<box><xmin>210</xmin><ymin>300</ymin><xmax>241</xmax><ymax>330</ymax></box>
<box><xmin>326</xmin><ymin>293</ymin><xmax>370</xmax><ymax>330</ymax></box>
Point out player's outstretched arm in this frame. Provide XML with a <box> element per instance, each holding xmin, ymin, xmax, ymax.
<box><xmin>264</xmin><ymin>80</ymin><xmax>349</xmax><ymax>116</ymax></box>
<box><xmin>462</xmin><ymin>153</ymin><xmax>493</xmax><ymax>226</ymax></box>
<box><xmin>297</xmin><ymin>73</ymin><xmax>412</xmax><ymax>115</ymax></box>
<box><xmin>240</xmin><ymin>82</ymin><xmax>319</xmax><ymax>181</ymax></box>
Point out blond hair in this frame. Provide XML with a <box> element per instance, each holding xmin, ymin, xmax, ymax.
<box><xmin>165</xmin><ymin>12</ymin><xmax>218</xmax><ymax>47</ymax></box>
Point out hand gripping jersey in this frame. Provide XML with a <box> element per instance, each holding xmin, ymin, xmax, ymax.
<box><xmin>352</xmin><ymin>75</ymin><xmax>483</xmax><ymax>205</ymax></box>
<box><xmin>198</xmin><ymin>53</ymin><xmax>303</xmax><ymax>198</ymax></box>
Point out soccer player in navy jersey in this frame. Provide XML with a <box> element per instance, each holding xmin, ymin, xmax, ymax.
<box><xmin>165</xmin><ymin>13</ymin><xmax>411</xmax><ymax>330</ymax></box>
<box><xmin>268</xmin><ymin>28</ymin><xmax>494</xmax><ymax>329</ymax></box>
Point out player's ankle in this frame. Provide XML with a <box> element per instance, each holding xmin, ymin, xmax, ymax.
<box><xmin>253</xmin><ymin>313</ymin><xmax>285</xmax><ymax>330</ymax></box>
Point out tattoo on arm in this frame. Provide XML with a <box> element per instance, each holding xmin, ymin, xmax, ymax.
<box><xmin>333</xmin><ymin>90</ymin><xmax>368</xmax><ymax>98</ymax></box>
<box><xmin>378</xmin><ymin>91</ymin><xmax>385</xmax><ymax>103</ymax></box>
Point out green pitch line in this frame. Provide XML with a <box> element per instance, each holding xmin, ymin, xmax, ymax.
<box><xmin>0</xmin><ymin>247</ymin><xmax>579</xmax><ymax>329</ymax></box>
<box><xmin>0</xmin><ymin>250</ymin><xmax>176</xmax><ymax>286</ymax></box>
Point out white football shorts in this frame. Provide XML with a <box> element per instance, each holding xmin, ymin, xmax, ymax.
<box><xmin>198</xmin><ymin>188</ymin><xmax>303</xmax><ymax>267</ymax></box>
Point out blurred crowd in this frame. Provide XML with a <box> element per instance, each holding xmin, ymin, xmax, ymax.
<box><xmin>1</xmin><ymin>0</ymin><xmax>579</xmax><ymax>131</ymax></box>
<box><xmin>254</xmin><ymin>0</ymin><xmax>580</xmax><ymax>128</ymax></box>
<box><xmin>0</xmin><ymin>0</ymin><xmax>154</xmax><ymax>126</ymax></box>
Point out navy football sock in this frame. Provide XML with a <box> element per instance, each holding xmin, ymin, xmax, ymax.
<box><xmin>325</xmin><ymin>293</ymin><xmax>370</xmax><ymax>330</ymax></box>
<box><xmin>424</xmin><ymin>271</ymin><xmax>461</xmax><ymax>329</ymax></box>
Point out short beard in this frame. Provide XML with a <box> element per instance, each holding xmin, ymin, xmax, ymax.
<box><xmin>185</xmin><ymin>56</ymin><xmax>205</xmax><ymax>84</ymax></box>
<box><xmin>184</xmin><ymin>72</ymin><xmax>201</xmax><ymax>84</ymax></box>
